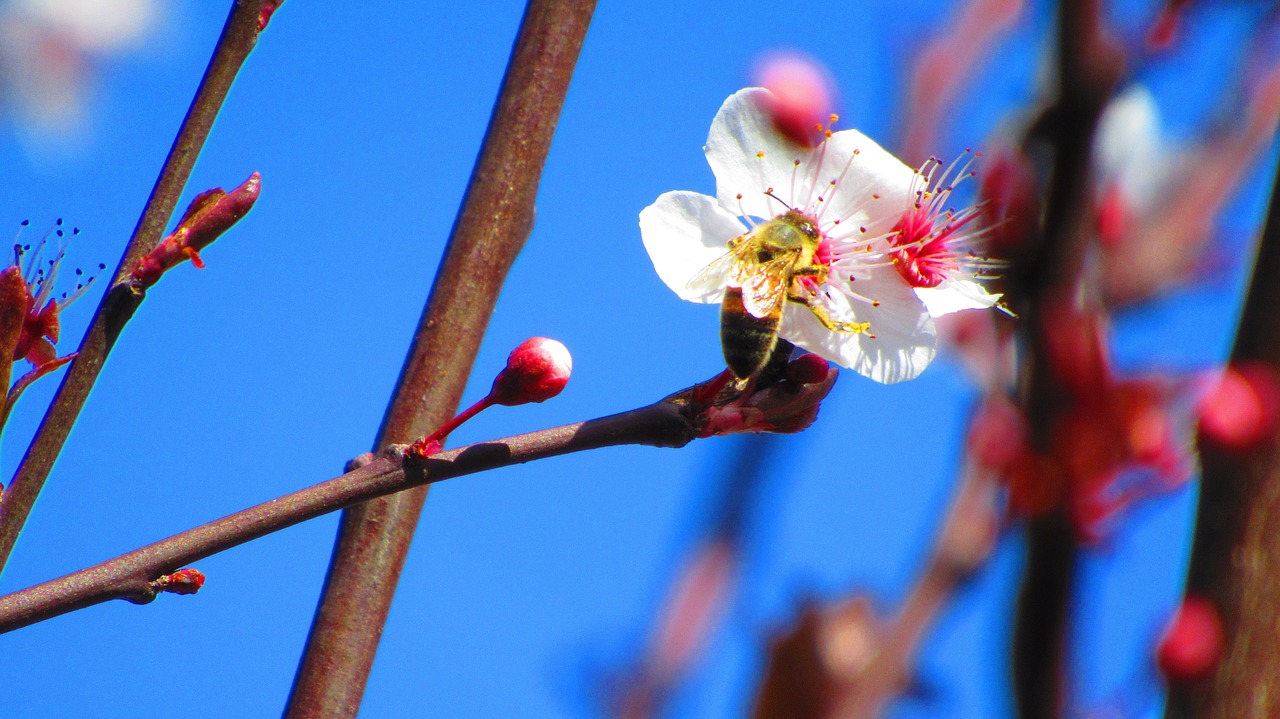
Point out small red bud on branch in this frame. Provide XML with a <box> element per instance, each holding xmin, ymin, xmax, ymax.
<box><xmin>488</xmin><ymin>336</ymin><xmax>572</xmax><ymax>406</ymax></box>
<box><xmin>1197</xmin><ymin>362</ymin><xmax>1280</xmax><ymax>451</ymax></box>
<box><xmin>258</xmin><ymin>0</ymin><xmax>283</xmax><ymax>31</ymax></box>
<box><xmin>1157</xmin><ymin>595</ymin><xmax>1224</xmax><ymax>682</ymax></box>
<box><xmin>130</xmin><ymin>172</ymin><xmax>261</xmax><ymax>289</ymax></box>
<box><xmin>148</xmin><ymin>568</ymin><xmax>207</xmax><ymax>597</ymax></box>
<box><xmin>407</xmin><ymin>337</ymin><xmax>573</xmax><ymax>457</ymax></box>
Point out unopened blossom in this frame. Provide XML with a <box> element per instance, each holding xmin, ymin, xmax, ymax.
<box><xmin>640</xmin><ymin>88</ymin><xmax>940</xmax><ymax>384</ymax></box>
<box><xmin>1156</xmin><ymin>595</ymin><xmax>1224</xmax><ymax>682</ymax></box>
<box><xmin>1197</xmin><ymin>362</ymin><xmax>1280</xmax><ymax>451</ymax></box>
<box><xmin>489</xmin><ymin>336</ymin><xmax>572</xmax><ymax>406</ymax></box>
<box><xmin>753</xmin><ymin>52</ymin><xmax>835</xmax><ymax>148</ymax></box>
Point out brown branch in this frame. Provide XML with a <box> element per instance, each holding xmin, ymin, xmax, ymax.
<box><xmin>0</xmin><ymin>0</ymin><xmax>276</xmax><ymax>576</ymax></box>
<box><xmin>1012</xmin><ymin>2</ymin><xmax>1119</xmax><ymax>718</ymax></box>
<box><xmin>283</xmin><ymin>1</ymin><xmax>597</xmax><ymax>715</ymax></box>
<box><xmin>1165</xmin><ymin>110</ymin><xmax>1280</xmax><ymax>719</ymax></box>
<box><xmin>0</xmin><ymin>396</ymin><xmax>696</xmax><ymax>634</ymax></box>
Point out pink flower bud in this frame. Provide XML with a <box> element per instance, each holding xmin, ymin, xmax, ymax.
<box><xmin>488</xmin><ymin>337</ymin><xmax>572</xmax><ymax>406</ymax></box>
<box><xmin>1157</xmin><ymin>596</ymin><xmax>1224</xmax><ymax>682</ymax></box>
<box><xmin>753</xmin><ymin>52</ymin><xmax>836</xmax><ymax>148</ymax></box>
<box><xmin>1197</xmin><ymin>363</ymin><xmax>1280</xmax><ymax>451</ymax></box>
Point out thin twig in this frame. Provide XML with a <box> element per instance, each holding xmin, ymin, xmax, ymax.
<box><xmin>283</xmin><ymin>1</ymin><xmax>596</xmax><ymax>716</ymax></box>
<box><xmin>0</xmin><ymin>0</ymin><xmax>277</xmax><ymax>576</ymax></box>
<box><xmin>0</xmin><ymin>390</ymin><xmax>705</xmax><ymax>633</ymax></box>
<box><xmin>1164</xmin><ymin>105</ymin><xmax>1280</xmax><ymax>719</ymax></box>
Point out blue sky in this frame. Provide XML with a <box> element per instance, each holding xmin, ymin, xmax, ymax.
<box><xmin>0</xmin><ymin>0</ymin><xmax>1271</xmax><ymax>716</ymax></box>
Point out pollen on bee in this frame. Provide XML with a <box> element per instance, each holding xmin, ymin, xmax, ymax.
<box><xmin>756</xmin><ymin>151</ymin><xmax>765</xmax><ymax>159</ymax></box>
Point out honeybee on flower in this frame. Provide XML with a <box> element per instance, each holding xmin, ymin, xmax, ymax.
<box><xmin>640</xmin><ymin>88</ymin><xmax>1001</xmax><ymax>384</ymax></box>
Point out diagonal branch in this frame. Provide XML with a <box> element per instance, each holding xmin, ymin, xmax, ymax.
<box><xmin>284</xmin><ymin>5</ymin><xmax>596</xmax><ymax>713</ymax></box>
<box><xmin>0</xmin><ymin>395</ymin><xmax>695</xmax><ymax>634</ymax></box>
<box><xmin>0</xmin><ymin>361</ymin><xmax>842</xmax><ymax>635</ymax></box>
<box><xmin>0</xmin><ymin>0</ymin><xmax>278</xmax><ymax>577</ymax></box>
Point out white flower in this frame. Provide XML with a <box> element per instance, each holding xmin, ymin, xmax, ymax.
<box><xmin>640</xmin><ymin>87</ymin><xmax>938</xmax><ymax>384</ymax></box>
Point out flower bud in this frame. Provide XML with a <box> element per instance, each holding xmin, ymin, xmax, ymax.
<box><xmin>1197</xmin><ymin>363</ymin><xmax>1280</xmax><ymax>451</ymax></box>
<box><xmin>488</xmin><ymin>337</ymin><xmax>572</xmax><ymax>406</ymax></box>
<box><xmin>1157</xmin><ymin>596</ymin><xmax>1224</xmax><ymax>682</ymax></box>
<box><xmin>259</xmin><ymin>0</ymin><xmax>283</xmax><ymax>31</ymax></box>
<box><xmin>131</xmin><ymin>172</ymin><xmax>261</xmax><ymax>288</ymax></box>
<box><xmin>753</xmin><ymin>52</ymin><xmax>835</xmax><ymax>148</ymax></box>
<box><xmin>152</xmin><ymin>568</ymin><xmax>207</xmax><ymax>596</ymax></box>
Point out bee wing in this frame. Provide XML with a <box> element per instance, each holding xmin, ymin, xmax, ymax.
<box><xmin>685</xmin><ymin>238</ymin><xmax>750</xmax><ymax>295</ymax></box>
<box><xmin>740</xmin><ymin>255</ymin><xmax>794</xmax><ymax>319</ymax></box>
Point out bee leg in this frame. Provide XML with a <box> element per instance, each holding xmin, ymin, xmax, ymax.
<box><xmin>789</xmin><ymin>292</ymin><xmax>872</xmax><ymax>336</ymax></box>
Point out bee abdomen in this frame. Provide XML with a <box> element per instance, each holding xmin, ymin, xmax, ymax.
<box><xmin>720</xmin><ymin>287</ymin><xmax>781</xmax><ymax>380</ymax></box>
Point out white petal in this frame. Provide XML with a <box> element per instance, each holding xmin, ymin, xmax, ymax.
<box><xmin>639</xmin><ymin>190</ymin><xmax>746</xmax><ymax>303</ymax></box>
<box><xmin>1093</xmin><ymin>85</ymin><xmax>1164</xmax><ymax>208</ymax></box>
<box><xmin>916</xmin><ymin>278</ymin><xmax>1003</xmax><ymax>317</ymax></box>
<box><xmin>705</xmin><ymin>88</ymin><xmax>815</xmax><ymax>219</ymax></box>
<box><xmin>812</xmin><ymin>127</ymin><xmax>915</xmax><ymax>234</ymax></box>
<box><xmin>780</xmin><ymin>271</ymin><xmax>937</xmax><ymax>384</ymax></box>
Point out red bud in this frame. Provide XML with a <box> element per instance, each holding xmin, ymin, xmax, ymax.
<box><xmin>1157</xmin><ymin>596</ymin><xmax>1224</xmax><ymax>682</ymax></box>
<box><xmin>132</xmin><ymin>172</ymin><xmax>261</xmax><ymax>288</ymax></box>
<box><xmin>488</xmin><ymin>337</ymin><xmax>572</xmax><ymax>406</ymax></box>
<box><xmin>258</xmin><ymin>0</ymin><xmax>283</xmax><ymax>31</ymax></box>
<box><xmin>1197</xmin><ymin>363</ymin><xmax>1280</xmax><ymax>451</ymax></box>
<box><xmin>152</xmin><ymin>568</ymin><xmax>207</xmax><ymax>596</ymax></box>
<box><xmin>753</xmin><ymin>52</ymin><xmax>836</xmax><ymax>148</ymax></box>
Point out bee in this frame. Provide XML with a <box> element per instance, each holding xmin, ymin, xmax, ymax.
<box><xmin>690</xmin><ymin>208</ymin><xmax>871</xmax><ymax>380</ymax></box>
